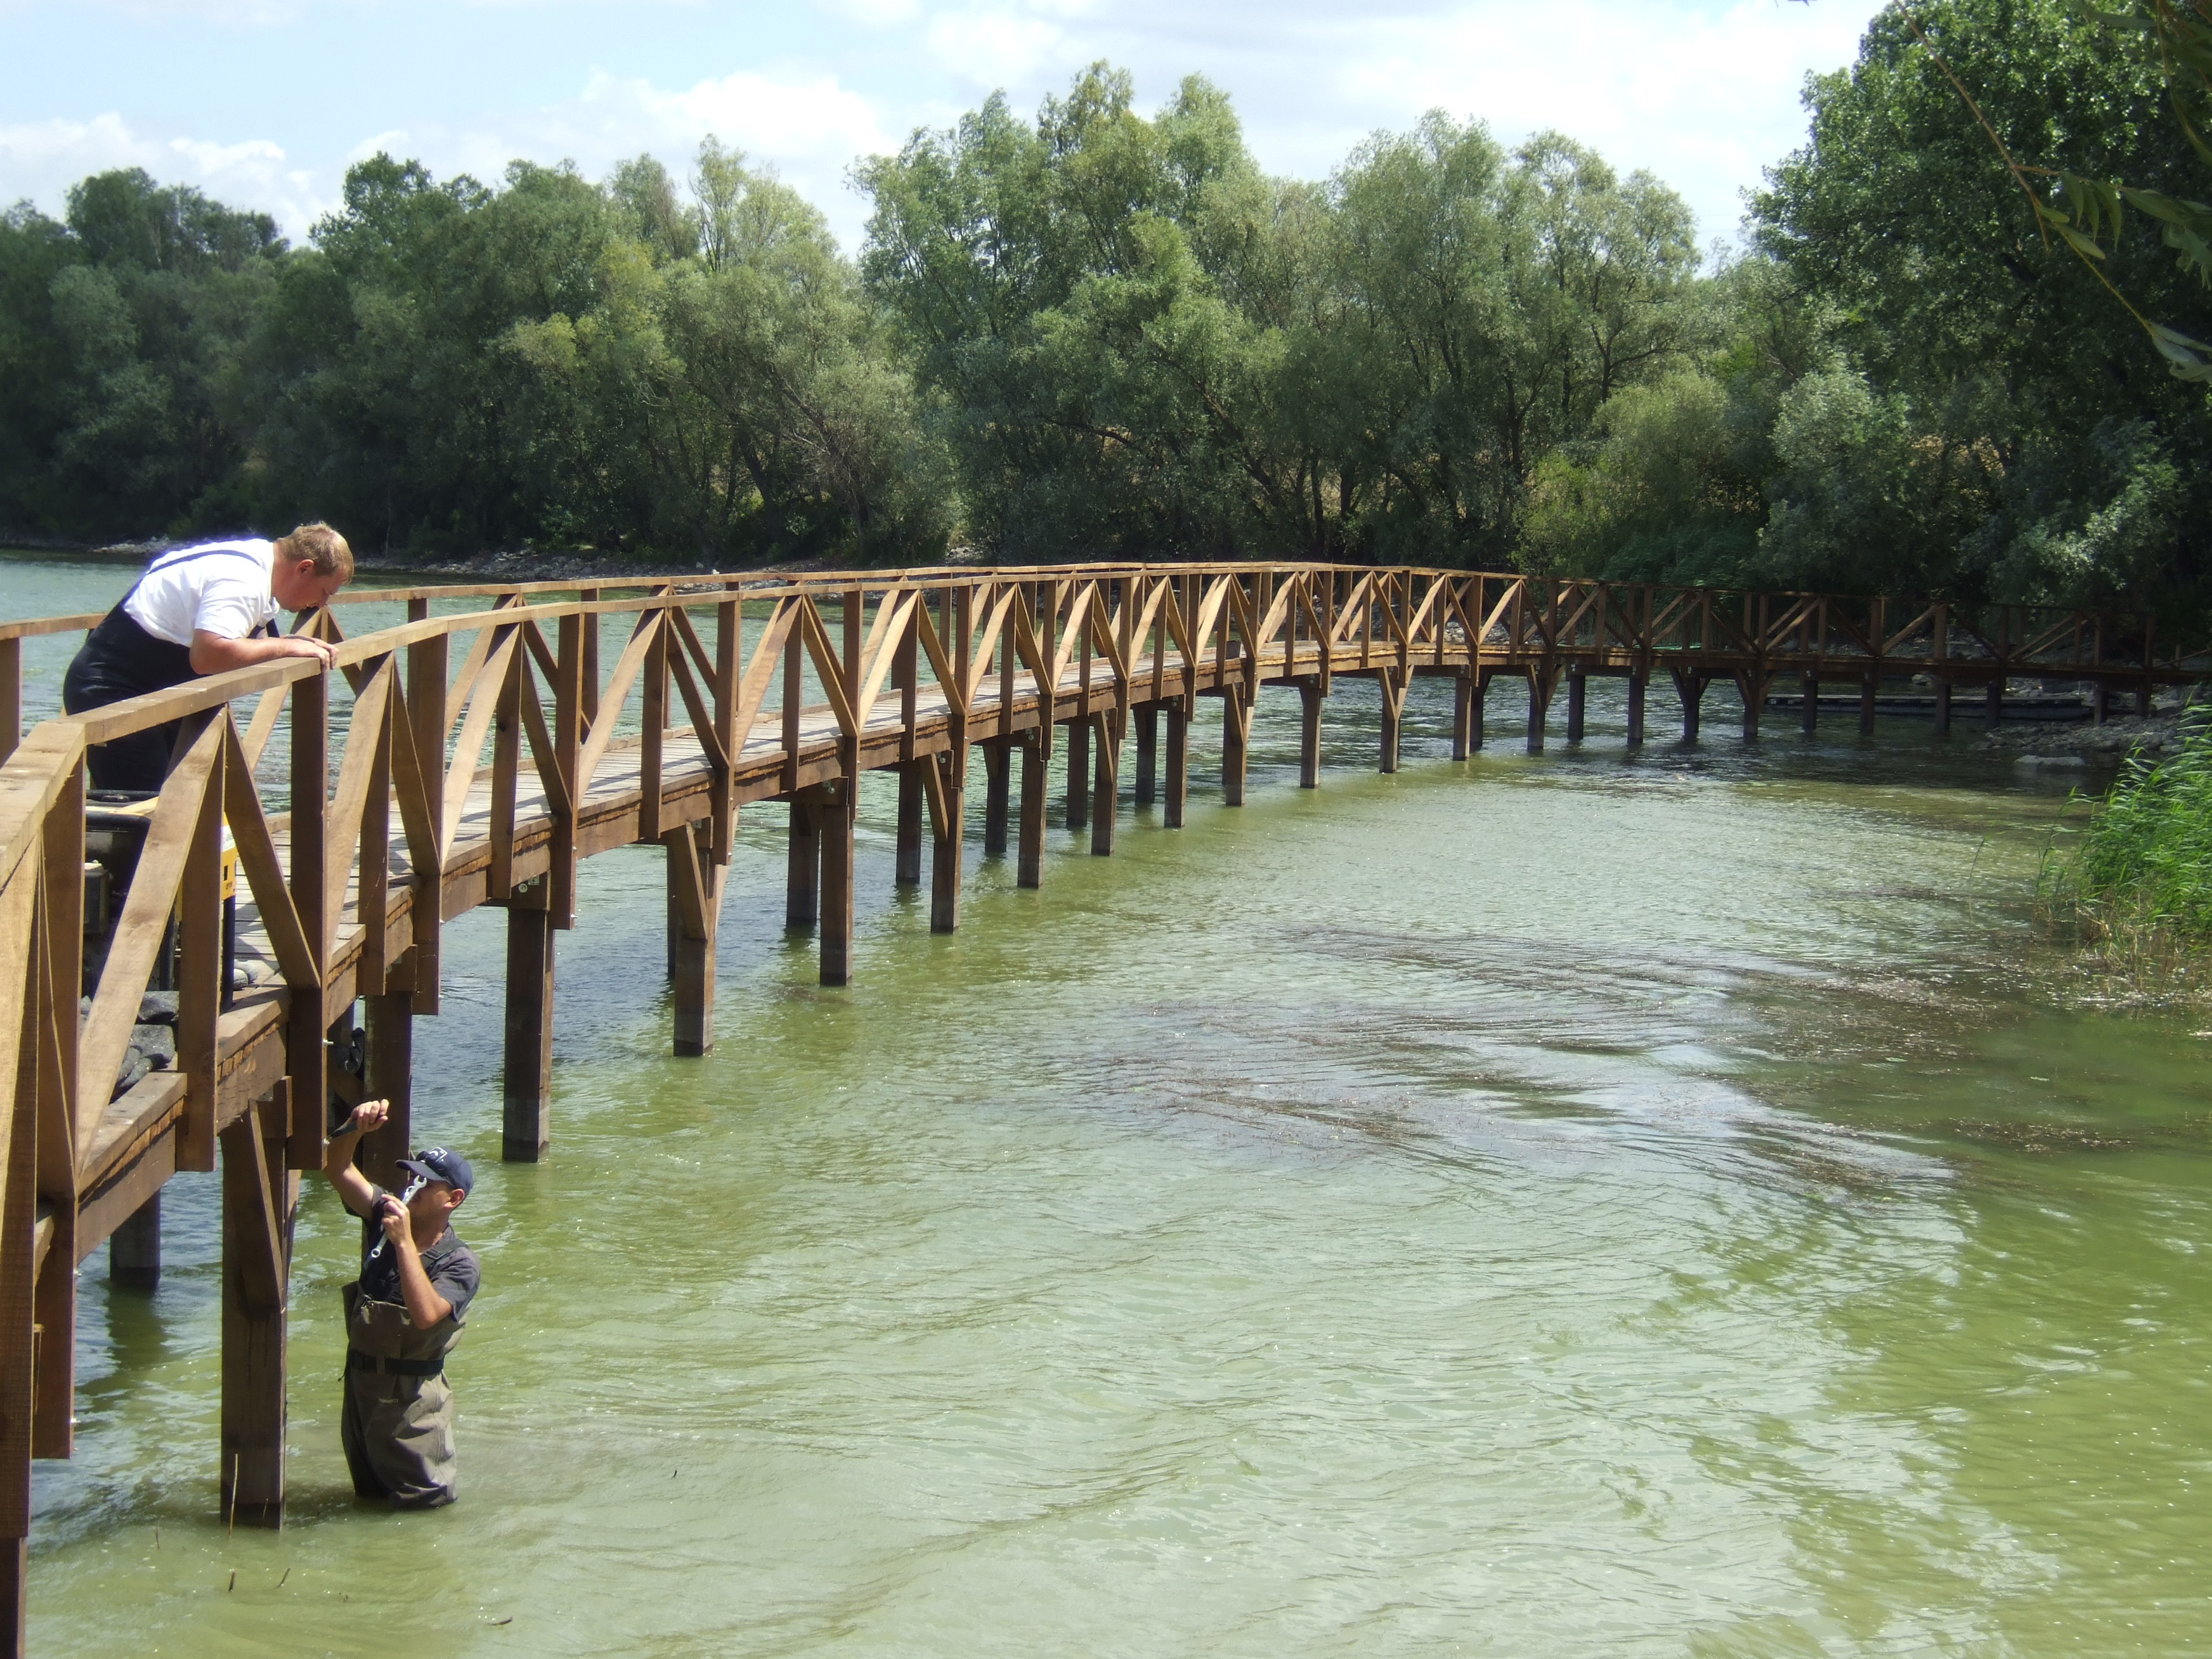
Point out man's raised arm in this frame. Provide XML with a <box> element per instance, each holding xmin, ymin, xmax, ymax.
<box><xmin>322</xmin><ymin>1099</ymin><xmax>389</xmax><ymax>1218</ymax></box>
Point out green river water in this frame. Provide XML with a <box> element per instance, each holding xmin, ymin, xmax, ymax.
<box><xmin>4</xmin><ymin>555</ymin><xmax>2208</xmax><ymax>1656</ymax></box>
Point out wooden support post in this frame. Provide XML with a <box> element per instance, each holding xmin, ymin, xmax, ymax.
<box><xmin>1470</xmin><ymin>674</ymin><xmax>1487</xmax><ymax>751</ymax></box>
<box><xmin>220</xmin><ymin>1096</ymin><xmax>293</xmax><ymax>1530</ymax></box>
<box><xmin>1565</xmin><ymin>673</ymin><xmax>1587</xmax><ymax>743</ymax></box>
<box><xmin>407</xmin><ymin>630</ymin><xmax>446</xmax><ymax>1018</ymax></box>
<box><xmin>1525</xmin><ymin>671</ymin><xmax>1551</xmax><ymax>755</ymax></box>
<box><xmin>1301</xmin><ymin>682</ymin><xmax>1325</xmax><ymax>786</ymax></box>
<box><xmin>361</xmin><ymin>973</ymin><xmax>413</xmax><ymax>1197</ymax></box>
<box><xmin>785</xmin><ymin>793</ymin><xmax>819</xmax><ymax>930</ymax></box>
<box><xmin>1800</xmin><ymin>672</ymin><xmax>1819</xmax><ymax>734</ymax></box>
<box><xmin>286</xmin><ymin>671</ymin><xmax>328</xmax><ymax>1173</ymax></box>
<box><xmin>1064</xmin><ymin>719</ymin><xmax>1090</xmax><ymax>831</ymax></box>
<box><xmin>931</xmin><ymin>758</ymin><xmax>963</xmax><ymax>934</ymax></box>
<box><xmin>1378</xmin><ymin>677</ymin><xmax>1402</xmax><ymax>774</ymax></box>
<box><xmin>2092</xmin><ymin>679</ymin><xmax>2110</xmax><ymax>724</ymax></box>
<box><xmin>110</xmin><ymin>1195</ymin><xmax>160</xmax><ymax>1291</ymax></box>
<box><xmin>1018</xmin><ymin>736</ymin><xmax>1046</xmax><ymax>888</ymax></box>
<box><xmin>894</xmin><ymin>768</ymin><xmax>923</xmax><ymax>887</ymax></box>
<box><xmin>1135</xmin><ymin>705</ymin><xmax>1159</xmax><ymax>806</ymax></box>
<box><xmin>982</xmin><ymin>741</ymin><xmax>1010</xmax><ymax>857</ymax></box>
<box><xmin>1672</xmin><ymin>668</ymin><xmax>1705</xmax><ymax>741</ymax></box>
<box><xmin>1934</xmin><ymin>679</ymin><xmax>1953</xmax><ymax>738</ymax></box>
<box><xmin>1860</xmin><ymin>673</ymin><xmax>1879</xmax><ymax>735</ymax></box>
<box><xmin>819</xmin><ymin>777</ymin><xmax>855</xmax><ymax>987</ymax></box>
<box><xmin>1223</xmin><ymin>691</ymin><xmax>1250</xmax><ymax>803</ymax></box>
<box><xmin>1090</xmin><ymin>712</ymin><xmax>1119</xmax><ymax>856</ymax></box>
<box><xmin>1626</xmin><ymin>673</ymin><xmax>1648</xmax><ymax>748</ymax></box>
<box><xmin>1740</xmin><ymin>674</ymin><xmax>1763</xmax><ymax>741</ymax></box>
<box><xmin>667</xmin><ymin>821</ymin><xmax>719</xmax><ymax>1057</ymax></box>
<box><xmin>1987</xmin><ymin>678</ymin><xmax>2005</xmax><ymax>730</ymax></box>
<box><xmin>1451</xmin><ymin>677</ymin><xmax>1473</xmax><ymax>761</ymax></box>
<box><xmin>2136</xmin><ymin>677</ymin><xmax>2152</xmax><ymax>719</ymax></box>
<box><xmin>502</xmin><ymin>879</ymin><xmax>553</xmax><ymax>1162</ymax></box>
<box><xmin>1164</xmin><ymin>701</ymin><xmax>1188</xmax><ymax>829</ymax></box>
<box><xmin>0</xmin><ymin>637</ymin><xmax>16</xmax><ymax>768</ymax></box>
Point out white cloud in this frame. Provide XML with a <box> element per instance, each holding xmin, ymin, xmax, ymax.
<box><xmin>0</xmin><ymin>112</ymin><xmax>337</xmax><ymax>230</ymax></box>
<box><xmin>902</xmin><ymin>0</ymin><xmax>1878</xmax><ymax>242</ymax></box>
<box><xmin>2</xmin><ymin>0</ymin><xmax>1879</xmax><ymax>253</ymax></box>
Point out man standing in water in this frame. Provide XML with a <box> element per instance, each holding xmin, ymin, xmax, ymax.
<box><xmin>322</xmin><ymin>1100</ymin><xmax>481</xmax><ymax>1508</ymax></box>
<box><xmin>62</xmin><ymin>524</ymin><xmax>352</xmax><ymax>791</ymax></box>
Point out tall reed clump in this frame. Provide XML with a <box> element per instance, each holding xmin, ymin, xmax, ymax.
<box><xmin>2041</xmin><ymin>708</ymin><xmax>2212</xmax><ymax>972</ymax></box>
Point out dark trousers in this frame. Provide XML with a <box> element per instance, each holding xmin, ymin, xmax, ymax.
<box><xmin>62</xmin><ymin>608</ymin><xmax>197</xmax><ymax>793</ymax></box>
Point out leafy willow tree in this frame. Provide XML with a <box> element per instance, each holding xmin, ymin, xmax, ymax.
<box><xmin>859</xmin><ymin>67</ymin><xmax>1705</xmax><ymax>563</ymax></box>
<box><xmin>1752</xmin><ymin>0</ymin><xmax>2212</xmax><ymax>611</ymax></box>
<box><xmin>0</xmin><ymin>169</ymin><xmax>283</xmax><ymax>539</ymax></box>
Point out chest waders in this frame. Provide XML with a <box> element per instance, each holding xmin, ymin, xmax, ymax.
<box><xmin>340</xmin><ymin>1268</ymin><xmax>467</xmax><ymax>1508</ymax></box>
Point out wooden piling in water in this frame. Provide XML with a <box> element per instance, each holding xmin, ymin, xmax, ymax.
<box><xmin>786</xmin><ymin>794</ymin><xmax>819</xmax><ymax>930</ymax></box>
<box><xmin>1860</xmin><ymin>673</ymin><xmax>1879</xmax><ymax>735</ymax></box>
<box><xmin>1801</xmin><ymin>672</ymin><xmax>1819</xmax><ymax>734</ymax></box>
<box><xmin>1626</xmin><ymin>673</ymin><xmax>1647</xmax><ymax>747</ymax></box>
<box><xmin>982</xmin><ymin>741</ymin><xmax>1010</xmax><ymax>857</ymax></box>
<box><xmin>894</xmin><ymin>769</ymin><xmax>923</xmax><ymax>887</ymax></box>
<box><xmin>1018</xmin><ymin>736</ymin><xmax>1046</xmax><ymax>888</ymax></box>
<box><xmin>818</xmin><ymin>777</ymin><xmax>855</xmax><ymax>987</ymax></box>
<box><xmin>1064</xmin><ymin>719</ymin><xmax>1090</xmax><ymax>831</ymax></box>
<box><xmin>1525</xmin><ymin>670</ymin><xmax>1551</xmax><ymax>755</ymax></box>
<box><xmin>1090</xmin><ymin>712</ymin><xmax>1119</xmax><ymax>856</ymax></box>
<box><xmin>1934</xmin><ymin>679</ymin><xmax>1953</xmax><ymax>738</ymax></box>
<box><xmin>1379</xmin><ymin>675</ymin><xmax>1406</xmax><ymax>773</ymax></box>
<box><xmin>1222</xmin><ymin>692</ymin><xmax>1251</xmax><ymax>803</ymax></box>
<box><xmin>1986</xmin><ymin>679</ymin><xmax>2004</xmax><ymax>730</ymax></box>
<box><xmin>930</xmin><ymin>754</ymin><xmax>963</xmax><ymax>933</ymax></box>
<box><xmin>1672</xmin><ymin>668</ymin><xmax>1706</xmax><ymax>741</ymax></box>
<box><xmin>1135</xmin><ymin>706</ymin><xmax>1158</xmax><ymax>806</ymax></box>
<box><xmin>1450</xmin><ymin>677</ymin><xmax>1473</xmax><ymax>761</ymax></box>
<box><xmin>109</xmin><ymin>1196</ymin><xmax>160</xmax><ymax>1292</ymax></box>
<box><xmin>503</xmin><ymin>878</ymin><xmax>554</xmax><ymax>1161</ymax></box>
<box><xmin>219</xmin><ymin>1093</ymin><xmax>292</xmax><ymax>1528</ymax></box>
<box><xmin>1165</xmin><ymin>703</ymin><xmax>1188</xmax><ymax>829</ymax></box>
<box><xmin>667</xmin><ymin>821</ymin><xmax>720</xmax><ymax>1056</ymax></box>
<box><xmin>1301</xmin><ymin>682</ymin><xmax>1325</xmax><ymax>785</ymax></box>
<box><xmin>1565</xmin><ymin>673</ymin><xmax>1586</xmax><ymax>743</ymax></box>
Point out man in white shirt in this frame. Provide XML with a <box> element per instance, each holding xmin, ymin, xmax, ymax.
<box><xmin>63</xmin><ymin>523</ymin><xmax>354</xmax><ymax>791</ymax></box>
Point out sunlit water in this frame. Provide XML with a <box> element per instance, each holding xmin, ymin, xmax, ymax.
<box><xmin>7</xmin><ymin>554</ymin><xmax>2208</xmax><ymax>1656</ymax></box>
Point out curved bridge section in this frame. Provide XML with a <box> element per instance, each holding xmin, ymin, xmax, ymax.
<box><xmin>0</xmin><ymin>563</ymin><xmax>2203</xmax><ymax>1648</ymax></box>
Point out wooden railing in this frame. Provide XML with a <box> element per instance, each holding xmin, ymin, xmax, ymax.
<box><xmin>0</xmin><ymin>559</ymin><xmax>2204</xmax><ymax>1653</ymax></box>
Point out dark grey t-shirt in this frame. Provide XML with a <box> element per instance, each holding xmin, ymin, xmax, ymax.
<box><xmin>356</xmin><ymin>1185</ymin><xmax>481</xmax><ymax>1321</ymax></box>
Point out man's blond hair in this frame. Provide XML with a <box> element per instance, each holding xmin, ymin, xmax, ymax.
<box><xmin>275</xmin><ymin>522</ymin><xmax>354</xmax><ymax>583</ymax></box>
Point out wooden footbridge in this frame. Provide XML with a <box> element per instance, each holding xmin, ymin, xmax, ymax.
<box><xmin>0</xmin><ymin>561</ymin><xmax>2202</xmax><ymax>1648</ymax></box>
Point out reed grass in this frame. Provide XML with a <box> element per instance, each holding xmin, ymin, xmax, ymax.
<box><xmin>2040</xmin><ymin>706</ymin><xmax>2212</xmax><ymax>977</ymax></box>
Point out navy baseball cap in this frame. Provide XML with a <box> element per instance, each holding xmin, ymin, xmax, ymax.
<box><xmin>397</xmin><ymin>1147</ymin><xmax>474</xmax><ymax>1194</ymax></box>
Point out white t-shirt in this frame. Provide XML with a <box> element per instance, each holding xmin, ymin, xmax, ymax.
<box><xmin>122</xmin><ymin>540</ymin><xmax>281</xmax><ymax>646</ymax></box>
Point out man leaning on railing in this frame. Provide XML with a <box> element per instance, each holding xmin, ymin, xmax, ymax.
<box><xmin>61</xmin><ymin>523</ymin><xmax>354</xmax><ymax>791</ymax></box>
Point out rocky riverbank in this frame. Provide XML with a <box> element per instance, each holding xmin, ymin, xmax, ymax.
<box><xmin>1979</xmin><ymin>702</ymin><xmax>2199</xmax><ymax>763</ymax></box>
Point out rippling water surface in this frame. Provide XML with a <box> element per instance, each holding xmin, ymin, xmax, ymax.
<box><xmin>8</xmin><ymin>554</ymin><xmax>2209</xmax><ymax>1656</ymax></box>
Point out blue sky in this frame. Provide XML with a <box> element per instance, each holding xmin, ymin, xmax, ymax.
<box><xmin>2</xmin><ymin>0</ymin><xmax>1883</xmax><ymax>256</ymax></box>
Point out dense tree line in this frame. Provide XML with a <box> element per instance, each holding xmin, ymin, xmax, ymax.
<box><xmin>1</xmin><ymin>0</ymin><xmax>2205</xmax><ymax>614</ymax></box>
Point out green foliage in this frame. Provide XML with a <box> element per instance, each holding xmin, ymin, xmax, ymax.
<box><xmin>0</xmin><ymin>146</ymin><xmax>950</xmax><ymax>564</ymax></box>
<box><xmin>859</xmin><ymin>69</ymin><xmax>1704</xmax><ymax>562</ymax></box>
<box><xmin>2045</xmin><ymin>706</ymin><xmax>2212</xmax><ymax>949</ymax></box>
<box><xmin>1749</xmin><ymin>0</ymin><xmax>2212</xmax><ymax>611</ymax></box>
